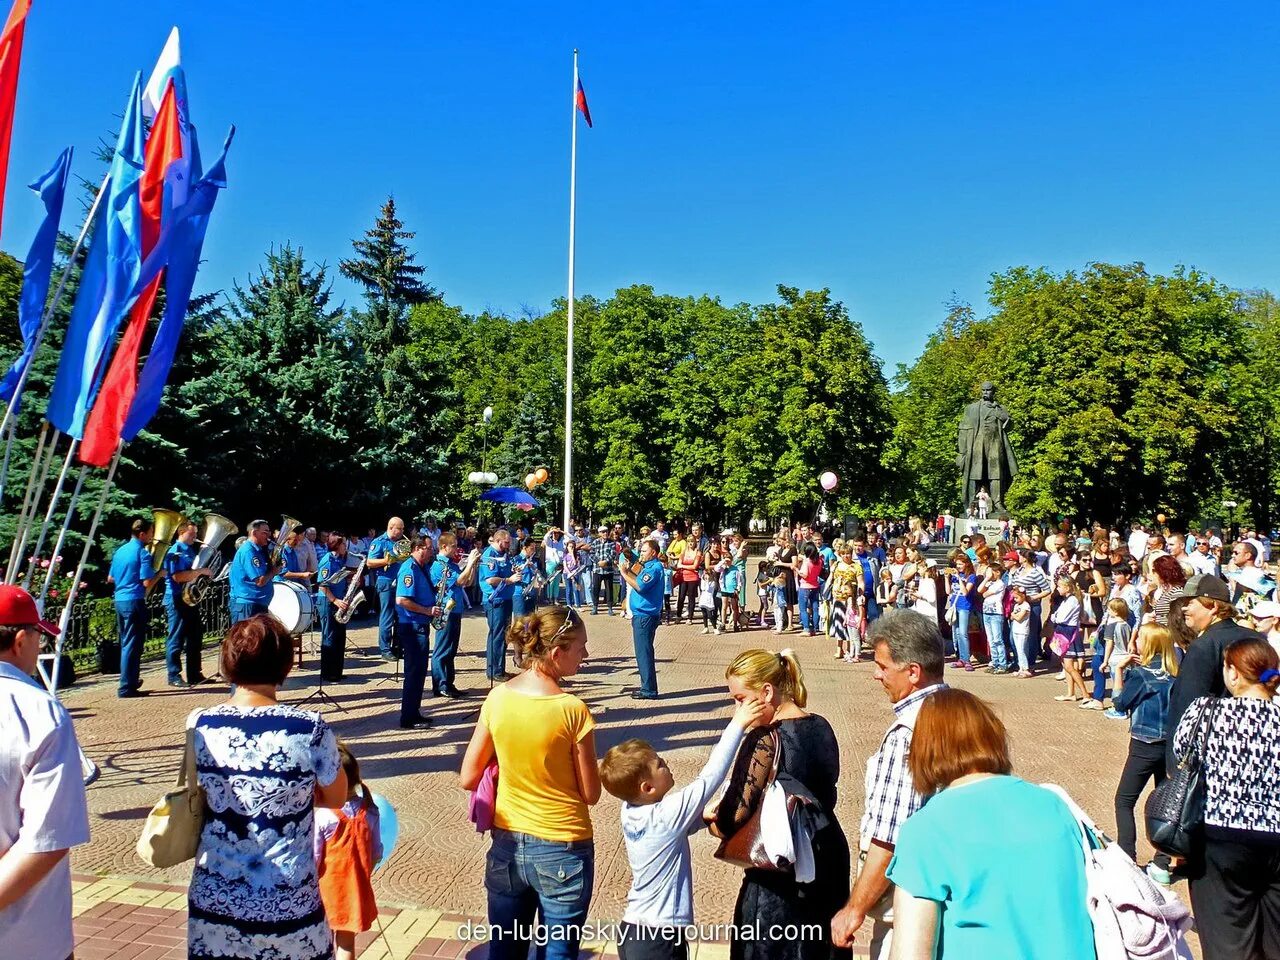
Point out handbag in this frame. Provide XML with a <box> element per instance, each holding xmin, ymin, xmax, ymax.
<box><xmin>1044</xmin><ymin>784</ymin><xmax>1192</xmax><ymax>960</ymax></box>
<box><xmin>714</xmin><ymin>729</ymin><xmax>795</xmax><ymax>872</ymax></box>
<box><xmin>136</xmin><ymin>721</ymin><xmax>205</xmax><ymax>868</ymax></box>
<box><xmin>468</xmin><ymin>759</ymin><xmax>499</xmax><ymax>833</ymax></box>
<box><xmin>1145</xmin><ymin>697</ymin><xmax>1221</xmax><ymax>859</ymax></box>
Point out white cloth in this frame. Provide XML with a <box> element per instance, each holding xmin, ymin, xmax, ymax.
<box><xmin>1128</xmin><ymin>529</ymin><xmax>1149</xmax><ymax>561</ymax></box>
<box><xmin>0</xmin><ymin>661</ymin><xmax>91</xmax><ymax>960</ymax></box>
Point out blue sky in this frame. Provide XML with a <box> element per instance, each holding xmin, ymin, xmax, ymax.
<box><xmin>5</xmin><ymin>1</ymin><xmax>1280</xmax><ymax>374</ymax></box>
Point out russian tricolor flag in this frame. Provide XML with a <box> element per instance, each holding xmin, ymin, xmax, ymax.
<box><xmin>576</xmin><ymin>76</ymin><xmax>592</xmax><ymax>128</ymax></box>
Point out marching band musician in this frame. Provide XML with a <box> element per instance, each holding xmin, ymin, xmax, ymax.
<box><xmin>429</xmin><ymin>533</ymin><xmax>480</xmax><ymax>699</ymax></box>
<box><xmin>480</xmin><ymin>528</ymin><xmax>521</xmax><ymax>681</ymax></box>
<box><xmin>108</xmin><ymin>518</ymin><xmax>164</xmax><ymax>699</ymax></box>
<box><xmin>620</xmin><ymin>537</ymin><xmax>665</xmax><ymax>700</ymax></box>
<box><xmin>316</xmin><ymin>532</ymin><xmax>351</xmax><ymax>683</ymax></box>
<box><xmin>512</xmin><ymin>538</ymin><xmax>541</xmax><ymax>618</ymax></box>
<box><xmin>395</xmin><ymin>535</ymin><xmax>438</xmax><ymax>729</ymax></box>
<box><xmin>228</xmin><ymin>520</ymin><xmax>276</xmax><ymax>624</ymax></box>
<box><xmin>275</xmin><ymin>526</ymin><xmax>315</xmax><ymax>586</ymax></box>
<box><xmin>162</xmin><ymin>521</ymin><xmax>214</xmax><ymax>687</ymax></box>
<box><xmin>367</xmin><ymin>517</ymin><xmax>407</xmax><ymax>661</ymax></box>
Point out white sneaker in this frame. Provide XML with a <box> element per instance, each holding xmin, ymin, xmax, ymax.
<box><xmin>713</xmin><ymin>628</ymin><xmax>722</xmax><ymax>635</ymax></box>
<box><xmin>1055</xmin><ymin>671</ymin><xmax>1066</xmax><ymax>681</ymax></box>
<box><xmin>700</xmin><ymin>628</ymin><xmax>709</xmax><ymax>635</ymax></box>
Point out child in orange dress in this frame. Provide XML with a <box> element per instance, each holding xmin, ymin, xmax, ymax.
<box><xmin>314</xmin><ymin>741</ymin><xmax>382</xmax><ymax>960</ymax></box>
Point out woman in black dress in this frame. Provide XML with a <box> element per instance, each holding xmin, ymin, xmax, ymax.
<box><xmin>710</xmin><ymin>649</ymin><xmax>851</xmax><ymax>960</ymax></box>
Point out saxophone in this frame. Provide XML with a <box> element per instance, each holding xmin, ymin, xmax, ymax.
<box><xmin>334</xmin><ymin>553</ymin><xmax>369</xmax><ymax>624</ymax></box>
<box><xmin>430</xmin><ymin>562</ymin><xmax>454</xmax><ymax>632</ymax></box>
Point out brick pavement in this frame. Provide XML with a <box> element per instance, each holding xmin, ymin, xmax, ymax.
<box><xmin>58</xmin><ymin>607</ymin><xmax>1191</xmax><ymax>954</ymax></box>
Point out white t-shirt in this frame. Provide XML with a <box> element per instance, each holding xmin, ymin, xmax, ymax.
<box><xmin>1128</xmin><ymin>529</ymin><xmax>1149</xmax><ymax>561</ymax></box>
<box><xmin>0</xmin><ymin>662</ymin><xmax>91</xmax><ymax>960</ymax></box>
<box><xmin>980</xmin><ymin>574</ymin><xmax>1006</xmax><ymax>615</ymax></box>
<box><xmin>1011</xmin><ymin>601</ymin><xmax>1032</xmax><ymax>639</ymax></box>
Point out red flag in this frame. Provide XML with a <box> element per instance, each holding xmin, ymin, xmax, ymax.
<box><xmin>0</xmin><ymin>0</ymin><xmax>32</xmax><ymax>241</ymax></box>
<box><xmin>79</xmin><ymin>80</ymin><xmax>183</xmax><ymax>467</ymax></box>
<box><xmin>576</xmin><ymin>76</ymin><xmax>592</xmax><ymax>128</ymax></box>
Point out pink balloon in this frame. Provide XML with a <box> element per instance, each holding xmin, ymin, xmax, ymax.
<box><xmin>820</xmin><ymin>471</ymin><xmax>839</xmax><ymax>492</ymax></box>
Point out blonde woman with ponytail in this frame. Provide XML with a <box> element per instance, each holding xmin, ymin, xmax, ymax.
<box><xmin>459</xmin><ymin>607</ymin><xmax>600</xmax><ymax>960</ymax></box>
<box><xmin>707</xmin><ymin>649</ymin><xmax>850</xmax><ymax>960</ymax></box>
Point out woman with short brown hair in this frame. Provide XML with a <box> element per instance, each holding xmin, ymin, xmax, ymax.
<box><xmin>188</xmin><ymin>614</ymin><xmax>348</xmax><ymax>959</ymax></box>
<box><xmin>886</xmin><ymin>689</ymin><xmax>1093</xmax><ymax>959</ymax></box>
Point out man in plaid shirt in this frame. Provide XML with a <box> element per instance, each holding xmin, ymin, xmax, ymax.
<box><xmin>832</xmin><ymin>610</ymin><xmax>946</xmax><ymax>959</ymax></box>
<box><xmin>590</xmin><ymin>524</ymin><xmax>620</xmax><ymax>615</ymax></box>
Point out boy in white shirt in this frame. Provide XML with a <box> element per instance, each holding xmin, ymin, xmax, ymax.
<box><xmin>600</xmin><ymin>699</ymin><xmax>766</xmax><ymax>960</ymax></box>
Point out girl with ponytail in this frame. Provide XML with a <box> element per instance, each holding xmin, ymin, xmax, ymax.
<box><xmin>459</xmin><ymin>607</ymin><xmax>600</xmax><ymax>960</ymax></box>
<box><xmin>708</xmin><ymin>649</ymin><xmax>849</xmax><ymax>960</ymax></box>
<box><xmin>1171</xmin><ymin>636</ymin><xmax>1280</xmax><ymax>958</ymax></box>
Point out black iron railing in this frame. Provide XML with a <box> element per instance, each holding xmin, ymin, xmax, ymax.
<box><xmin>44</xmin><ymin>580</ymin><xmax>233</xmax><ymax>674</ymax></box>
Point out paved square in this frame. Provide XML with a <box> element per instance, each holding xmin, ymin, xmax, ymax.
<box><xmin>60</xmin><ymin>608</ymin><xmax>1184</xmax><ymax>955</ymax></box>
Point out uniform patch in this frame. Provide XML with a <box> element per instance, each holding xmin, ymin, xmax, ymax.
<box><xmin>403</xmin><ymin>574</ymin><xmax>413</xmax><ymax>588</ymax></box>
<box><xmin>252</xmin><ymin>558</ymin><xmax>261</xmax><ymax>568</ymax></box>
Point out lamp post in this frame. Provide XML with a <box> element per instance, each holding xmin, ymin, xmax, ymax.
<box><xmin>1223</xmin><ymin>499</ymin><xmax>1239</xmax><ymax>544</ymax></box>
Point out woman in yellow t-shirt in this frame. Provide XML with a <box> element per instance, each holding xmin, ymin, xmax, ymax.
<box><xmin>460</xmin><ymin>606</ymin><xmax>600</xmax><ymax>960</ymax></box>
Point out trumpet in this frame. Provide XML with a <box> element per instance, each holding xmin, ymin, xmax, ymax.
<box><xmin>270</xmin><ymin>514</ymin><xmax>304</xmax><ymax>567</ymax></box>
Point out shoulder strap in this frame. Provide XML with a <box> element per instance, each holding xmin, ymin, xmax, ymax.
<box><xmin>179</xmin><ymin>722</ymin><xmax>198</xmax><ymax>789</ymax></box>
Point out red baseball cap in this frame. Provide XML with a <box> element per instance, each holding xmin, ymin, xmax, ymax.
<box><xmin>0</xmin><ymin>584</ymin><xmax>59</xmax><ymax>635</ymax></box>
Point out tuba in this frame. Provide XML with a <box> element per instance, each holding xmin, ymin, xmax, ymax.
<box><xmin>182</xmin><ymin>514</ymin><xmax>239</xmax><ymax>607</ymax></box>
<box><xmin>271</xmin><ymin>515</ymin><xmax>304</xmax><ymax>567</ymax></box>
<box><xmin>145</xmin><ymin>508</ymin><xmax>189</xmax><ymax>596</ymax></box>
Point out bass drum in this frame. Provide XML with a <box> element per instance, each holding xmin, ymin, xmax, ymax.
<box><xmin>269</xmin><ymin>581</ymin><xmax>315</xmax><ymax>635</ymax></box>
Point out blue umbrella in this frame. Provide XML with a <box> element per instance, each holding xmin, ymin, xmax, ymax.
<box><xmin>480</xmin><ymin>486</ymin><xmax>540</xmax><ymax>507</ymax></box>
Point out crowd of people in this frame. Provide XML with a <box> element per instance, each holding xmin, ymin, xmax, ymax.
<box><xmin>6</xmin><ymin>509</ymin><xmax>1280</xmax><ymax>960</ymax></box>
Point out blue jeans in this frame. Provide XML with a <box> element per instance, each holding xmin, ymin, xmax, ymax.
<box><xmin>1091</xmin><ymin>647</ymin><xmax>1109</xmax><ymax>702</ymax></box>
<box><xmin>229</xmin><ymin>600</ymin><xmax>267</xmax><ymax>625</ymax></box>
<box><xmin>164</xmin><ymin>598</ymin><xmax>202</xmax><ymax>682</ymax></box>
<box><xmin>432</xmin><ymin>613</ymin><xmax>461</xmax><ymax>693</ymax></box>
<box><xmin>564</xmin><ymin>574</ymin><xmax>579</xmax><ymax>608</ymax></box>
<box><xmin>376</xmin><ymin>579</ymin><xmax>396</xmax><ymax>656</ymax></box>
<box><xmin>513</xmin><ymin>588</ymin><xmax>537</xmax><ymax>618</ymax></box>
<box><xmin>317</xmin><ymin>597</ymin><xmax>346</xmax><ymax>680</ymax></box>
<box><xmin>397</xmin><ymin>620</ymin><xmax>430</xmax><ymax>723</ymax></box>
<box><xmin>485</xmin><ymin>829</ymin><xmax>595</xmax><ymax>960</ymax></box>
<box><xmin>632</xmin><ymin>613</ymin><xmax>659</xmax><ymax>697</ymax></box>
<box><xmin>984</xmin><ymin>612</ymin><xmax>1008</xmax><ymax>669</ymax></box>
<box><xmin>486</xmin><ymin>599</ymin><xmax>512</xmax><ymax>679</ymax></box>
<box><xmin>115</xmin><ymin>598</ymin><xmax>147</xmax><ymax>696</ymax></box>
<box><xmin>954</xmin><ymin>607</ymin><xmax>972</xmax><ymax>663</ymax></box>
<box><xmin>773</xmin><ymin>585</ymin><xmax>789</xmax><ymax>630</ymax></box>
<box><xmin>797</xmin><ymin>586</ymin><xmax>819</xmax><ymax>633</ymax></box>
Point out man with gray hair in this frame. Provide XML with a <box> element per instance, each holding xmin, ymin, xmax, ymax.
<box><xmin>832</xmin><ymin>610</ymin><xmax>946</xmax><ymax>958</ymax></box>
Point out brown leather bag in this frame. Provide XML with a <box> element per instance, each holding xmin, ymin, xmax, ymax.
<box><xmin>714</xmin><ymin>729</ymin><xmax>789</xmax><ymax>871</ymax></box>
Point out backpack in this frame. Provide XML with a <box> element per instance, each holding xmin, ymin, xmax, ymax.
<box><xmin>1042</xmin><ymin>784</ymin><xmax>1192</xmax><ymax>960</ymax></box>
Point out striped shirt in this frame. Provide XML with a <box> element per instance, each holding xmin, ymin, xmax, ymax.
<box><xmin>859</xmin><ymin>683</ymin><xmax>946</xmax><ymax>850</ymax></box>
<box><xmin>1010</xmin><ymin>564</ymin><xmax>1052</xmax><ymax>599</ymax></box>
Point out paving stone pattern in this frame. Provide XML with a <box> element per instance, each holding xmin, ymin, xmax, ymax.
<box><xmin>62</xmin><ymin>608</ymin><xmax>1188</xmax><ymax>955</ymax></box>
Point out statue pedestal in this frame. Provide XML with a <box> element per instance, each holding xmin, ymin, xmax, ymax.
<box><xmin>949</xmin><ymin>518</ymin><xmax>1006</xmax><ymax>545</ymax></box>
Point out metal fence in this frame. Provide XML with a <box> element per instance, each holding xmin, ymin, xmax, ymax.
<box><xmin>45</xmin><ymin>580</ymin><xmax>233</xmax><ymax>675</ymax></box>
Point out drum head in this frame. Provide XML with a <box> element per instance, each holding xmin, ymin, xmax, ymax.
<box><xmin>269</xmin><ymin>581</ymin><xmax>313</xmax><ymax>634</ymax></box>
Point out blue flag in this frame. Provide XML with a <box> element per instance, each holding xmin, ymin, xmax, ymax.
<box><xmin>0</xmin><ymin>146</ymin><xmax>72</xmax><ymax>409</ymax></box>
<box><xmin>121</xmin><ymin>126</ymin><xmax>233</xmax><ymax>441</ymax></box>
<box><xmin>45</xmin><ymin>73</ymin><xmax>144</xmax><ymax>438</ymax></box>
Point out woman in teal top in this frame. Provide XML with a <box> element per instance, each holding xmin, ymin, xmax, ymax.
<box><xmin>886</xmin><ymin>688</ymin><xmax>1094</xmax><ymax>960</ymax></box>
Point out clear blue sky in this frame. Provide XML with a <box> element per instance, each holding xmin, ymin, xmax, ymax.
<box><xmin>5</xmin><ymin>1</ymin><xmax>1280</xmax><ymax>374</ymax></box>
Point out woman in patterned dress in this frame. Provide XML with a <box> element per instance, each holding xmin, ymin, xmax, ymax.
<box><xmin>187</xmin><ymin>614</ymin><xmax>347</xmax><ymax>960</ymax></box>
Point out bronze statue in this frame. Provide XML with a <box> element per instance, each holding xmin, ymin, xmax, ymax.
<box><xmin>957</xmin><ymin>381</ymin><xmax>1018</xmax><ymax>514</ymax></box>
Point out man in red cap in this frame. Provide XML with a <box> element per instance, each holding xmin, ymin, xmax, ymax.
<box><xmin>0</xmin><ymin>584</ymin><xmax>90</xmax><ymax>960</ymax></box>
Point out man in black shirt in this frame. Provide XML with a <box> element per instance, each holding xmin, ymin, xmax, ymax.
<box><xmin>1166</xmin><ymin>574</ymin><xmax>1262</xmax><ymax>775</ymax></box>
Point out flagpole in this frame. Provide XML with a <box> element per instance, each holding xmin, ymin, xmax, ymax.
<box><xmin>45</xmin><ymin>442</ymin><xmax>121</xmax><ymax>694</ymax></box>
<box><xmin>561</xmin><ymin>49</ymin><xmax>579</xmax><ymax>536</ymax></box>
<box><xmin>37</xmin><ymin>463</ymin><xmax>84</xmax><ymax>605</ymax></box>
<box><xmin>0</xmin><ymin>173</ymin><xmax>108</xmax><ymax>459</ymax></box>
<box><xmin>7</xmin><ymin>424</ymin><xmax>57</xmax><ymax>581</ymax></box>
<box><xmin>22</xmin><ymin>436</ymin><xmax>77</xmax><ymax>589</ymax></box>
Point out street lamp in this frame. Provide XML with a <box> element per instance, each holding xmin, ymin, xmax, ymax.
<box><xmin>1223</xmin><ymin>499</ymin><xmax>1239</xmax><ymax>542</ymax></box>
